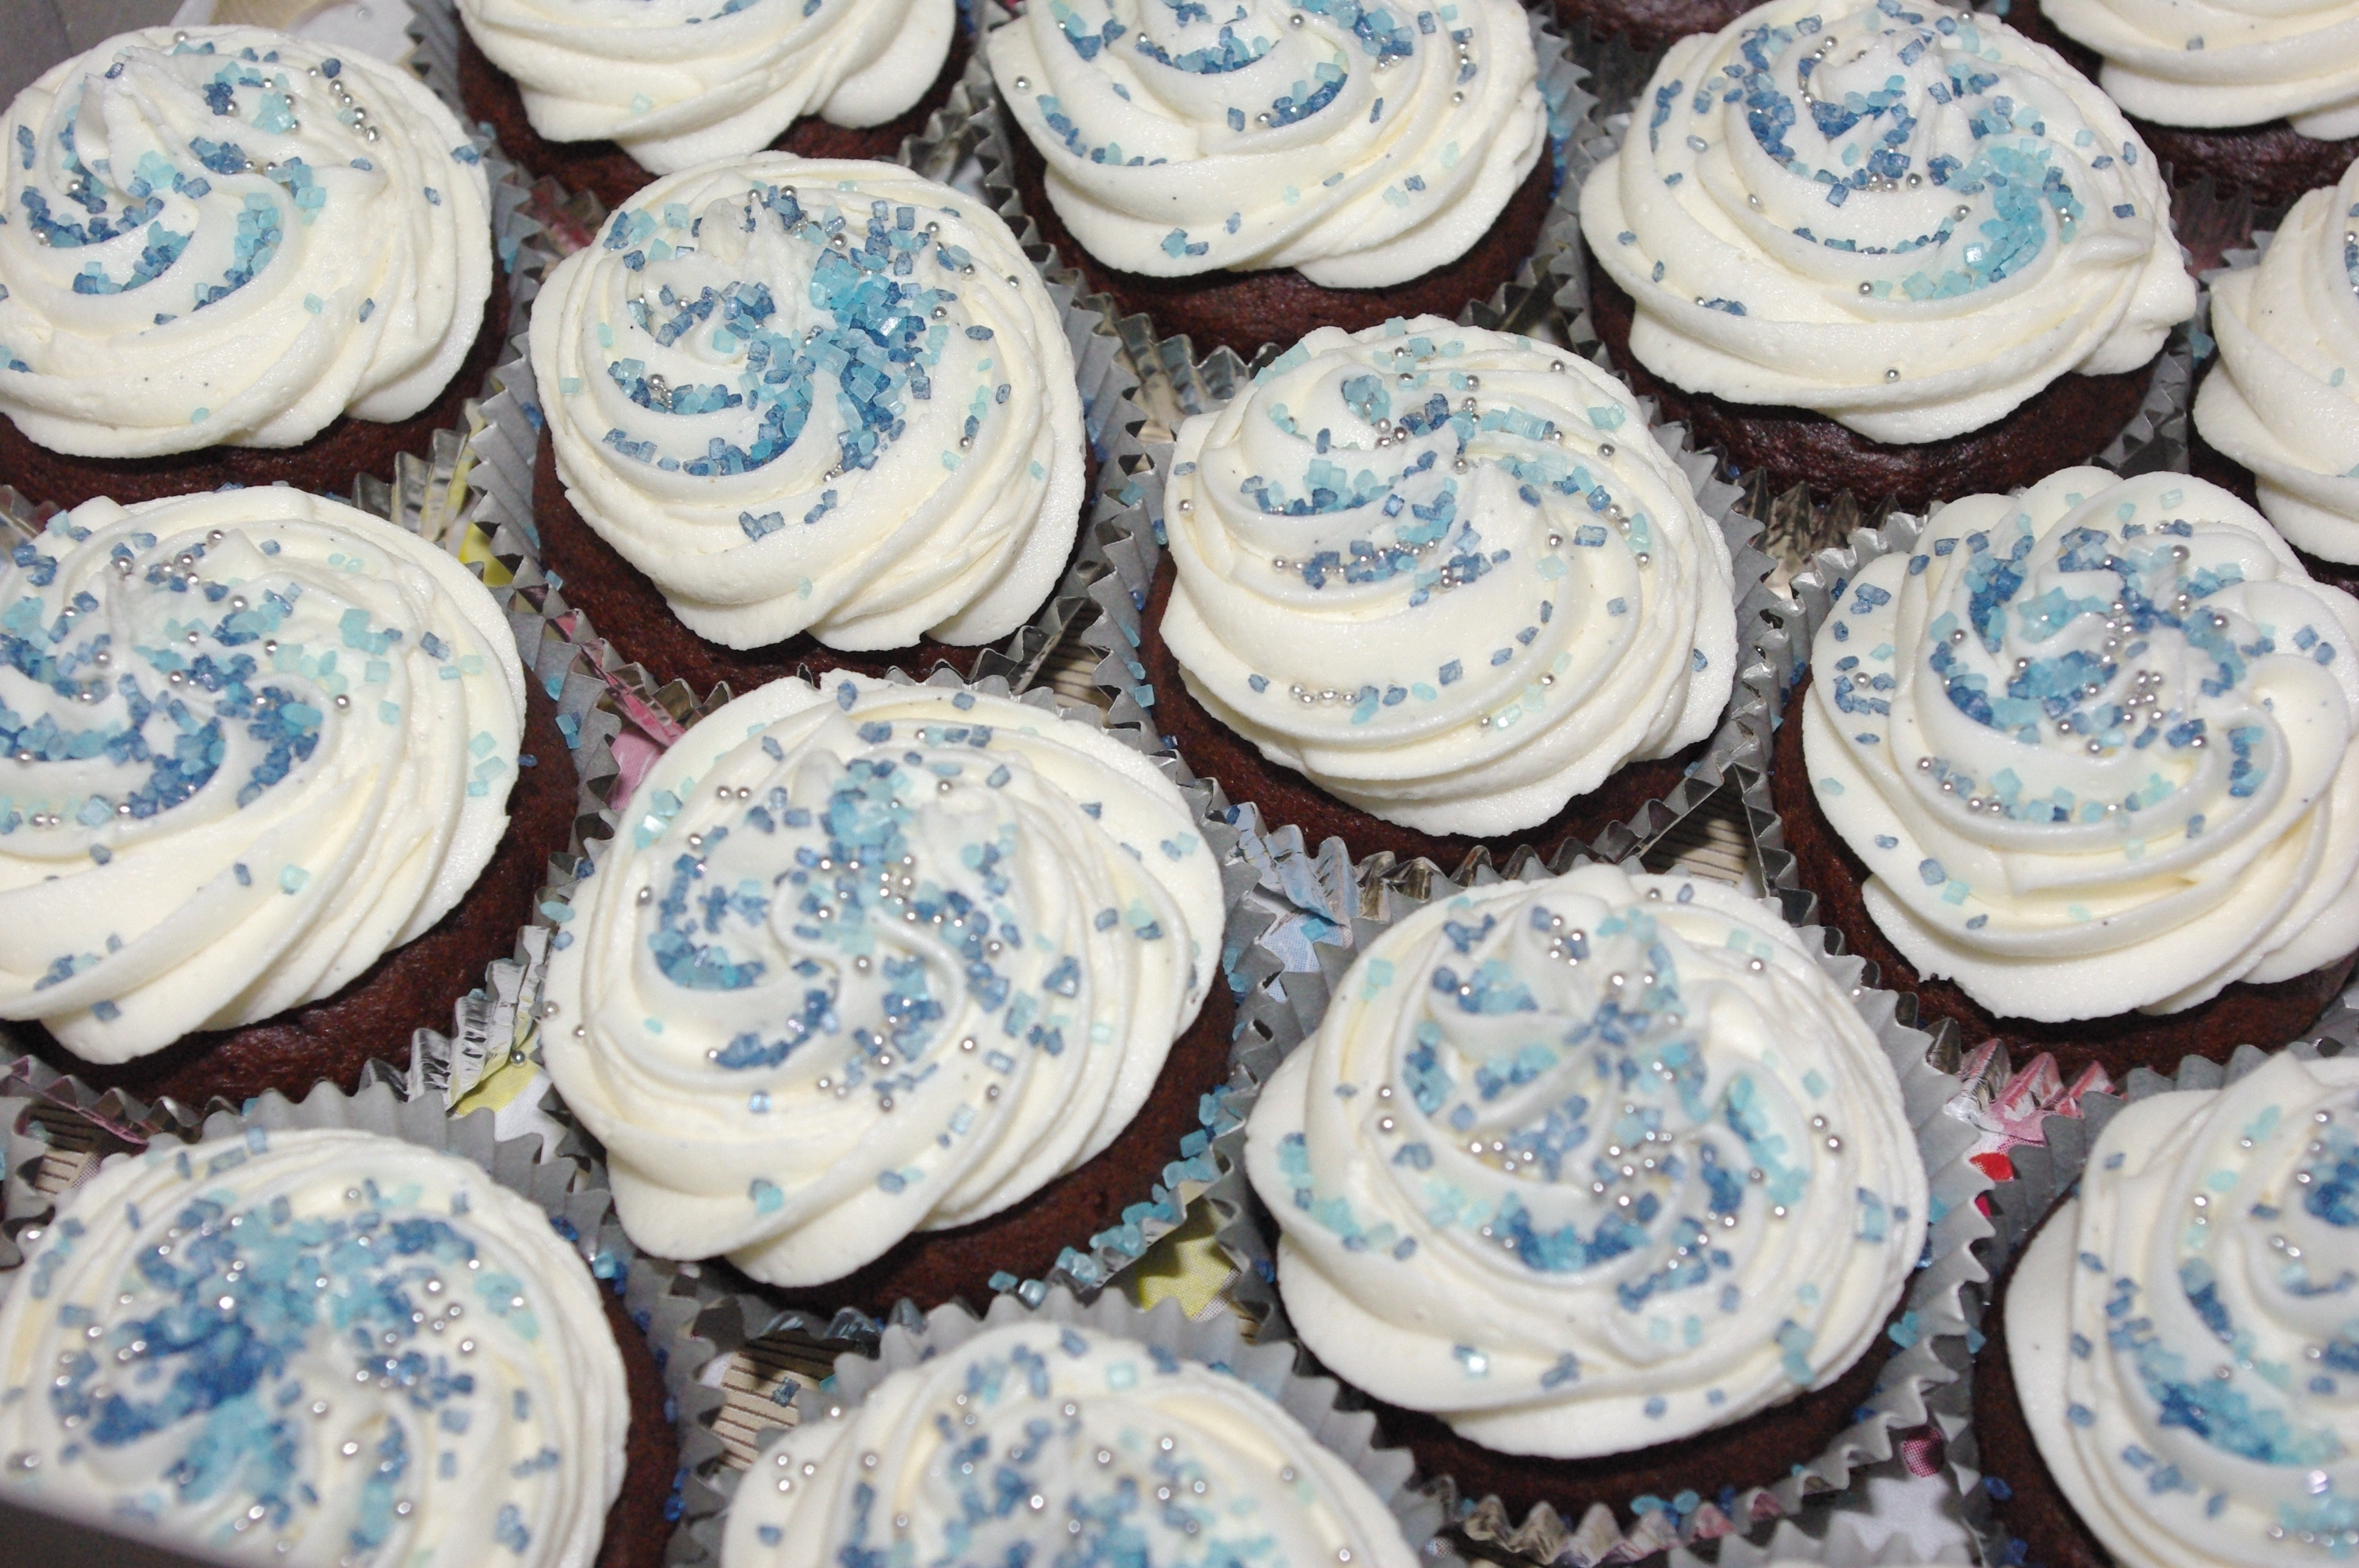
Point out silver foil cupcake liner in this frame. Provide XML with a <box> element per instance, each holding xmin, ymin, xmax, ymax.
<box><xmin>410</xmin><ymin>0</ymin><xmax>1152</xmax><ymax>708</ymax></box>
<box><xmin>1073</xmin><ymin>321</ymin><xmax>1784</xmax><ymax>886</ymax></box>
<box><xmin>965</xmin><ymin>1</ymin><xmax>1608</xmax><ymax>364</ymax></box>
<box><xmin>667</xmin><ymin>1282</ymin><xmax>1470</xmax><ymax>1568</ymax></box>
<box><xmin>1194</xmin><ymin>848</ymin><xmax>1990</xmax><ymax>1566</ymax></box>
<box><xmin>1943</xmin><ymin>1009</ymin><xmax>2359</xmax><ymax>1565</ymax></box>
<box><xmin>0</xmin><ymin>1054</ymin><xmax>722</xmax><ymax>1562</ymax></box>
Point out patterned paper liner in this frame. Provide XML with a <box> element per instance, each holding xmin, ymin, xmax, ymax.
<box><xmin>962</xmin><ymin>0</ymin><xmax>1610</xmax><ymax>367</ymax></box>
<box><xmin>1187</xmin><ymin>848</ymin><xmax>1990</xmax><ymax>1568</ymax></box>
<box><xmin>0</xmin><ymin>1055</ymin><xmax>722</xmax><ymax>1563</ymax></box>
<box><xmin>405</xmin><ymin>0</ymin><xmax>1156</xmax><ymax>707</ymax></box>
<box><xmin>1074</xmin><ymin>315</ymin><xmax>1783</xmax><ymax>886</ymax></box>
<box><xmin>1945</xmin><ymin>1007</ymin><xmax>2359</xmax><ymax>1566</ymax></box>
<box><xmin>1661</xmin><ymin>1514</ymin><xmax>1976</xmax><ymax>1567</ymax></box>
<box><xmin>667</xmin><ymin>1283</ymin><xmax>1470</xmax><ymax>1568</ymax></box>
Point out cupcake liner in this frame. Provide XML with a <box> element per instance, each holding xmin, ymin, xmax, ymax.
<box><xmin>966</xmin><ymin>2</ymin><xmax>1608</xmax><ymax>365</ymax></box>
<box><xmin>667</xmin><ymin>1282</ymin><xmax>1470</xmax><ymax>1568</ymax></box>
<box><xmin>0</xmin><ymin>1054</ymin><xmax>724</xmax><ymax>1561</ymax></box>
<box><xmin>1193</xmin><ymin>844</ymin><xmax>1987</xmax><ymax>1566</ymax></box>
<box><xmin>1662</xmin><ymin>1514</ymin><xmax>1976</xmax><ymax>1566</ymax></box>
<box><xmin>1944</xmin><ymin>1017</ymin><xmax>2359</xmax><ymax>1565</ymax></box>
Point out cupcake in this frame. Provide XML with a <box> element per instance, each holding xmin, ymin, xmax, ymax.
<box><xmin>0</xmin><ymin>27</ymin><xmax>500</xmax><ymax>510</ymax></box>
<box><xmin>1143</xmin><ymin>316</ymin><xmax>1740</xmax><ymax>867</ymax></box>
<box><xmin>455</xmin><ymin>0</ymin><xmax>969</xmax><ymax>211</ymax></box>
<box><xmin>0</xmin><ymin>1123</ymin><xmax>635</xmax><ymax>1564</ymax></box>
<box><xmin>1978</xmin><ymin>1048</ymin><xmax>2359</xmax><ymax>1568</ymax></box>
<box><xmin>1578</xmin><ymin>0</ymin><xmax>2197</xmax><ymax>511</ymax></box>
<box><xmin>1772</xmin><ymin>466</ymin><xmax>2359</xmax><ymax>1077</ymax></box>
<box><xmin>1241</xmin><ymin>860</ymin><xmax>1928</xmax><ymax>1519</ymax></box>
<box><xmin>719</xmin><ymin>1316</ymin><xmax>1426</xmax><ymax>1568</ymax></box>
<box><xmin>2022</xmin><ymin>0</ymin><xmax>2359</xmax><ymax>212</ymax></box>
<box><xmin>2194</xmin><ymin>159</ymin><xmax>2359</xmax><ymax>589</ymax></box>
<box><xmin>984</xmin><ymin>0</ymin><xmax>1550</xmax><ymax>359</ymax></box>
<box><xmin>538</xmin><ymin>673</ymin><xmax>1229</xmax><ymax>1312</ymax></box>
<box><xmin>0</xmin><ymin>486</ymin><xmax>575</xmax><ymax>1109</ymax></box>
<box><xmin>529</xmin><ymin>154</ymin><xmax>1089</xmax><ymax>698</ymax></box>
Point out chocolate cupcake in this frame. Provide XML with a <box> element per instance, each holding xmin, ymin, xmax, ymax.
<box><xmin>2017</xmin><ymin>0</ymin><xmax>2359</xmax><ymax>214</ymax></box>
<box><xmin>0</xmin><ymin>1083</ymin><xmax>678</xmax><ymax>1567</ymax></box>
<box><xmin>1972</xmin><ymin>1047</ymin><xmax>2359</xmax><ymax>1568</ymax></box>
<box><xmin>1772</xmin><ymin>466</ymin><xmax>2359</xmax><ymax>1080</ymax></box>
<box><xmin>1229</xmin><ymin>855</ymin><xmax>1983</xmax><ymax>1557</ymax></box>
<box><xmin>536</xmin><ymin>672</ymin><xmax>1251</xmax><ymax>1317</ymax></box>
<box><xmin>1141</xmin><ymin>317</ymin><xmax>1749</xmax><ymax>869</ymax></box>
<box><xmin>453</xmin><ymin>0</ymin><xmax>969</xmax><ymax>210</ymax></box>
<box><xmin>528</xmin><ymin>154</ymin><xmax>1097</xmax><ymax>699</ymax></box>
<box><xmin>2195</xmin><ymin>162</ymin><xmax>2359</xmax><ymax>593</ymax></box>
<box><xmin>1578</xmin><ymin>0</ymin><xmax>2198</xmax><ymax>513</ymax></box>
<box><xmin>0</xmin><ymin>27</ymin><xmax>500</xmax><ymax>510</ymax></box>
<box><xmin>0</xmin><ymin>485</ymin><xmax>576</xmax><ymax>1111</ymax></box>
<box><xmin>984</xmin><ymin>0</ymin><xmax>1554</xmax><ymax>360</ymax></box>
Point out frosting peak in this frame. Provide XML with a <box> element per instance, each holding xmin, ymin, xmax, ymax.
<box><xmin>0</xmin><ymin>488</ymin><xmax>525</xmax><ymax>1062</ymax></box>
<box><xmin>1162</xmin><ymin>317</ymin><xmax>1737</xmax><ymax>837</ymax></box>
<box><xmin>1579</xmin><ymin>0</ymin><xmax>2194</xmax><ymax>442</ymax></box>
<box><xmin>1802</xmin><ymin>468</ymin><xmax>2359</xmax><ymax>1020</ymax></box>
<box><xmin>0</xmin><ymin>27</ymin><xmax>493</xmax><ymax>459</ymax></box>
<box><xmin>986</xmin><ymin>0</ymin><xmax>1546</xmax><ymax>287</ymax></box>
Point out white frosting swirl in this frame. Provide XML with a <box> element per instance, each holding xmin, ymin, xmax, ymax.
<box><xmin>720</xmin><ymin>1319</ymin><xmax>1420</xmax><ymax>1568</ymax></box>
<box><xmin>1163</xmin><ymin>318</ymin><xmax>1736</xmax><ymax>837</ymax></box>
<box><xmin>0</xmin><ymin>27</ymin><xmax>493</xmax><ymax>459</ymax></box>
<box><xmin>1241</xmin><ymin>862</ymin><xmax>1926</xmax><ymax>1457</ymax></box>
<box><xmin>1579</xmin><ymin>0</ymin><xmax>2194</xmax><ymax>444</ymax></box>
<box><xmin>0</xmin><ymin>1126</ymin><xmax>627</xmax><ymax>1567</ymax></box>
<box><xmin>540</xmin><ymin>676</ymin><xmax>1224</xmax><ymax>1287</ymax></box>
<box><xmin>2044</xmin><ymin>0</ymin><xmax>2359</xmax><ymax>137</ymax></box>
<box><xmin>984</xmin><ymin>0</ymin><xmax>1545</xmax><ymax>287</ymax></box>
<box><xmin>2008</xmin><ymin>1052</ymin><xmax>2359</xmax><ymax>1568</ymax></box>
<box><xmin>0</xmin><ymin>488</ymin><xmax>525</xmax><ymax>1064</ymax></box>
<box><xmin>532</xmin><ymin>154</ymin><xmax>1085</xmax><ymax>652</ymax></box>
<box><xmin>1801</xmin><ymin>468</ymin><xmax>2359</xmax><ymax>1021</ymax></box>
<box><xmin>2195</xmin><ymin>167</ymin><xmax>2359</xmax><ymax>564</ymax></box>
<box><xmin>458</xmin><ymin>0</ymin><xmax>958</xmax><ymax>176</ymax></box>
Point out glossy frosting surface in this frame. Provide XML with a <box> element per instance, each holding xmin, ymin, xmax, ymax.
<box><xmin>0</xmin><ymin>489</ymin><xmax>524</xmax><ymax>1063</ymax></box>
<box><xmin>0</xmin><ymin>27</ymin><xmax>492</xmax><ymax>459</ymax></box>
<box><xmin>1242</xmin><ymin>863</ymin><xmax>1926</xmax><ymax>1457</ymax></box>
<box><xmin>2009</xmin><ymin>1052</ymin><xmax>2359</xmax><ymax>1568</ymax></box>
<box><xmin>1802</xmin><ymin>468</ymin><xmax>2359</xmax><ymax>1021</ymax></box>
<box><xmin>459</xmin><ymin>0</ymin><xmax>957</xmax><ymax>175</ymax></box>
<box><xmin>2196</xmin><ymin>165</ymin><xmax>2359</xmax><ymax>564</ymax></box>
<box><xmin>531</xmin><ymin>154</ymin><xmax>1085</xmax><ymax>653</ymax></box>
<box><xmin>985</xmin><ymin>0</ymin><xmax>1546</xmax><ymax>286</ymax></box>
<box><xmin>1580</xmin><ymin>0</ymin><xmax>2194</xmax><ymax>442</ymax></box>
<box><xmin>2044</xmin><ymin>0</ymin><xmax>2359</xmax><ymax>136</ymax></box>
<box><xmin>719</xmin><ymin>1319</ymin><xmax>1420</xmax><ymax>1568</ymax></box>
<box><xmin>0</xmin><ymin>1126</ymin><xmax>627</xmax><ymax>1566</ymax></box>
<box><xmin>540</xmin><ymin>677</ymin><xmax>1224</xmax><ymax>1287</ymax></box>
<box><xmin>1162</xmin><ymin>317</ymin><xmax>1736</xmax><ymax>837</ymax></box>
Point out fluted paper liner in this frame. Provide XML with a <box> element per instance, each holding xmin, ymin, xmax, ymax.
<box><xmin>1194</xmin><ymin>848</ymin><xmax>1990</xmax><ymax>1566</ymax></box>
<box><xmin>0</xmin><ymin>1058</ymin><xmax>723</xmax><ymax>1562</ymax></box>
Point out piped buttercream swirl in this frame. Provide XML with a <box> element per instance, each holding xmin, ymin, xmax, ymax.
<box><xmin>2008</xmin><ymin>1051</ymin><xmax>2359</xmax><ymax>1568</ymax></box>
<box><xmin>1162</xmin><ymin>318</ymin><xmax>1736</xmax><ymax>837</ymax></box>
<box><xmin>0</xmin><ymin>1126</ymin><xmax>627</xmax><ymax>1568</ymax></box>
<box><xmin>719</xmin><ymin>1319</ymin><xmax>1420</xmax><ymax>1568</ymax></box>
<box><xmin>1801</xmin><ymin>467</ymin><xmax>2359</xmax><ymax>1021</ymax></box>
<box><xmin>540</xmin><ymin>676</ymin><xmax>1225</xmax><ymax>1287</ymax></box>
<box><xmin>2043</xmin><ymin>0</ymin><xmax>2359</xmax><ymax>137</ymax></box>
<box><xmin>0</xmin><ymin>489</ymin><xmax>525</xmax><ymax>1064</ymax></box>
<box><xmin>458</xmin><ymin>0</ymin><xmax>958</xmax><ymax>176</ymax></box>
<box><xmin>2194</xmin><ymin>165</ymin><xmax>2359</xmax><ymax>563</ymax></box>
<box><xmin>1242</xmin><ymin>862</ymin><xmax>1926</xmax><ymax>1457</ymax></box>
<box><xmin>1579</xmin><ymin>0</ymin><xmax>2194</xmax><ymax>443</ymax></box>
<box><xmin>532</xmin><ymin>154</ymin><xmax>1085</xmax><ymax>652</ymax></box>
<box><xmin>985</xmin><ymin>0</ymin><xmax>1545</xmax><ymax>286</ymax></box>
<box><xmin>0</xmin><ymin>27</ymin><xmax>493</xmax><ymax>459</ymax></box>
